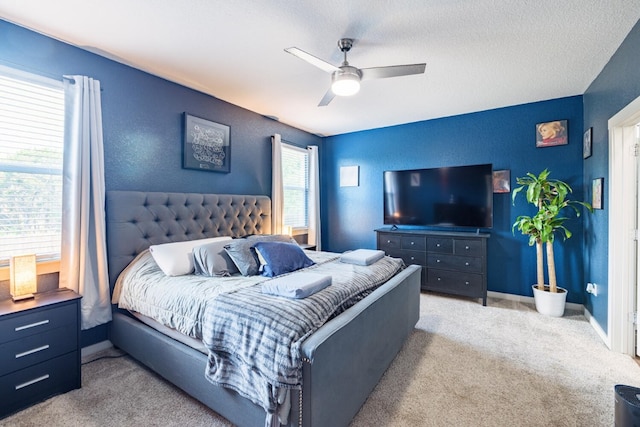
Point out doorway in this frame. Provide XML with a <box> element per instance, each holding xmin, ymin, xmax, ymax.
<box><xmin>608</xmin><ymin>95</ymin><xmax>640</xmax><ymax>356</ymax></box>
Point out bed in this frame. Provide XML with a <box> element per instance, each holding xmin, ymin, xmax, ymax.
<box><xmin>106</xmin><ymin>190</ymin><xmax>421</xmax><ymax>427</ymax></box>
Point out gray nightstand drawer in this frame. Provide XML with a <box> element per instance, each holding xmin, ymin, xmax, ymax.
<box><xmin>0</xmin><ymin>324</ymin><xmax>78</xmax><ymax>376</ymax></box>
<box><xmin>0</xmin><ymin>303</ymin><xmax>76</xmax><ymax>344</ymax></box>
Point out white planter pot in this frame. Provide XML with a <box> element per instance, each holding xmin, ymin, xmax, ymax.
<box><xmin>532</xmin><ymin>285</ymin><xmax>567</xmax><ymax>317</ymax></box>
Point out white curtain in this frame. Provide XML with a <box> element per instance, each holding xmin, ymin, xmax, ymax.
<box><xmin>307</xmin><ymin>145</ymin><xmax>321</xmax><ymax>250</ymax></box>
<box><xmin>271</xmin><ymin>134</ymin><xmax>284</xmax><ymax>234</ymax></box>
<box><xmin>60</xmin><ymin>75</ymin><xmax>112</xmax><ymax>330</ymax></box>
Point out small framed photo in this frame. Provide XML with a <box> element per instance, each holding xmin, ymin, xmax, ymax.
<box><xmin>592</xmin><ymin>177</ymin><xmax>604</xmax><ymax>210</ymax></box>
<box><xmin>583</xmin><ymin>128</ymin><xmax>592</xmax><ymax>159</ymax></box>
<box><xmin>492</xmin><ymin>170</ymin><xmax>510</xmax><ymax>193</ymax></box>
<box><xmin>183</xmin><ymin>113</ymin><xmax>230</xmax><ymax>173</ymax></box>
<box><xmin>536</xmin><ymin>120</ymin><xmax>568</xmax><ymax>148</ymax></box>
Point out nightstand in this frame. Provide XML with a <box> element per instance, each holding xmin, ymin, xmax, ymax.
<box><xmin>0</xmin><ymin>288</ymin><xmax>81</xmax><ymax>418</ymax></box>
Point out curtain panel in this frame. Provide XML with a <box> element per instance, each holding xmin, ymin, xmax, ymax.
<box><xmin>60</xmin><ymin>75</ymin><xmax>111</xmax><ymax>330</ymax></box>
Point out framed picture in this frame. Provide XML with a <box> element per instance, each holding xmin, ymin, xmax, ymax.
<box><xmin>183</xmin><ymin>113</ymin><xmax>230</xmax><ymax>173</ymax></box>
<box><xmin>536</xmin><ymin>120</ymin><xmax>568</xmax><ymax>148</ymax></box>
<box><xmin>583</xmin><ymin>127</ymin><xmax>592</xmax><ymax>159</ymax></box>
<box><xmin>492</xmin><ymin>169</ymin><xmax>510</xmax><ymax>193</ymax></box>
<box><xmin>592</xmin><ymin>177</ymin><xmax>604</xmax><ymax>210</ymax></box>
<box><xmin>339</xmin><ymin>165</ymin><xmax>359</xmax><ymax>187</ymax></box>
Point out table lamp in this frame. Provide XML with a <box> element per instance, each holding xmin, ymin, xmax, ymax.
<box><xmin>10</xmin><ymin>254</ymin><xmax>37</xmax><ymax>301</ymax></box>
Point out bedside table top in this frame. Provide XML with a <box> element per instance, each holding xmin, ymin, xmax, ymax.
<box><xmin>0</xmin><ymin>288</ymin><xmax>81</xmax><ymax>317</ymax></box>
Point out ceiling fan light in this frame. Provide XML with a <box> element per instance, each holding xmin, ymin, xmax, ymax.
<box><xmin>331</xmin><ymin>68</ymin><xmax>361</xmax><ymax>96</ymax></box>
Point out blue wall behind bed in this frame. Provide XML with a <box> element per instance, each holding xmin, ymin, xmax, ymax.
<box><xmin>0</xmin><ymin>19</ymin><xmax>321</xmax><ymax>346</ymax></box>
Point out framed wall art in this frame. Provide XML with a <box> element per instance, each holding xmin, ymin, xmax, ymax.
<box><xmin>536</xmin><ymin>119</ymin><xmax>568</xmax><ymax>148</ymax></box>
<box><xmin>583</xmin><ymin>127</ymin><xmax>592</xmax><ymax>159</ymax></box>
<box><xmin>183</xmin><ymin>113</ymin><xmax>230</xmax><ymax>173</ymax></box>
<box><xmin>492</xmin><ymin>169</ymin><xmax>510</xmax><ymax>193</ymax></box>
<box><xmin>592</xmin><ymin>177</ymin><xmax>603</xmax><ymax>210</ymax></box>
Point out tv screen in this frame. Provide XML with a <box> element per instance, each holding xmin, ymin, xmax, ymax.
<box><xmin>383</xmin><ymin>164</ymin><xmax>493</xmax><ymax>229</ymax></box>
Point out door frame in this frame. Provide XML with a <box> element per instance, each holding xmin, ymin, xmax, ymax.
<box><xmin>608</xmin><ymin>95</ymin><xmax>640</xmax><ymax>355</ymax></box>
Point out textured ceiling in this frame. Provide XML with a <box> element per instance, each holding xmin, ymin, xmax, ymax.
<box><xmin>1</xmin><ymin>1</ymin><xmax>639</xmax><ymax>136</ymax></box>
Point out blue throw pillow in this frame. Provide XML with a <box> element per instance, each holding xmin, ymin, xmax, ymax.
<box><xmin>252</xmin><ymin>241</ymin><xmax>315</xmax><ymax>277</ymax></box>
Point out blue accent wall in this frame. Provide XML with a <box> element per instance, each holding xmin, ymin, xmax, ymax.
<box><xmin>0</xmin><ymin>19</ymin><xmax>321</xmax><ymax>346</ymax></box>
<box><xmin>322</xmin><ymin>96</ymin><xmax>587</xmax><ymax>304</ymax></box>
<box><xmin>583</xmin><ymin>19</ymin><xmax>640</xmax><ymax>330</ymax></box>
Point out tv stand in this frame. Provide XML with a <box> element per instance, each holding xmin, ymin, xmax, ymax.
<box><xmin>376</xmin><ymin>228</ymin><xmax>489</xmax><ymax>306</ymax></box>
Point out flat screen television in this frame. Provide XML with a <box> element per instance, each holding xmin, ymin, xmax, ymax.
<box><xmin>383</xmin><ymin>163</ymin><xmax>493</xmax><ymax>229</ymax></box>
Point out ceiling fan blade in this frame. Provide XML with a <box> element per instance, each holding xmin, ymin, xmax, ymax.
<box><xmin>318</xmin><ymin>88</ymin><xmax>335</xmax><ymax>107</ymax></box>
<box><xmin>285</xmin><ymin>47</ymin><xmax>340</xmax><ymax>73</ymax></box>
<box><xmin>360</xmin><ymin>63</ymin><xmax>426</xmax><ymax>80</ymax></box>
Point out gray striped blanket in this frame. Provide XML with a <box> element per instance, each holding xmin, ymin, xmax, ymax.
<box><xmin>201</xmin><ymin>254</ymin><xmax>404</xmax><ymax>418</ymax></box>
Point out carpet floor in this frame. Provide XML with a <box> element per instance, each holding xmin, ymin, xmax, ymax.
<box><xmin>2</xmin><ymin>292</ymin><xmax>639</xmax><ymax>426</ymax></box>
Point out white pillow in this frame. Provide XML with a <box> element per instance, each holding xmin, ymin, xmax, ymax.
<box><xmin>149</xmin><ymin>236</ymin><xmax>232</xmax><ymax>276</ymax></box>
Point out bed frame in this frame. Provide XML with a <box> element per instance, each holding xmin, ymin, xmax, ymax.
<box><xmin>106</xmin><ymin>190</ymin><xmax>421</xmax><ymax>427</ymax></box>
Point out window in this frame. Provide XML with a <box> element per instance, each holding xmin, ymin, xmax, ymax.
<box><xmin>281</xmin><ymin>143</ymin><xmax>309</xmax><ymax>230</ymax></box>
<box><xmin>0</xmin><ymin>66</ymin><xmax>65</xmax><ymax>266</ymax></box>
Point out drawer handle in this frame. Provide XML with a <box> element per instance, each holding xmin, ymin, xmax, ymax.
<box><xmin>387</xmin><ymin>240</ymin><xmax>391</xmax><ymax>244</ymax></box>
<box><xmin>410</xmin><ymin>256</ymin><xmax>415</xmax><ymax>260</ymax></box>
<box><xmin>15</xmin><ymin>319</ymin><xmax>50</xmax><ymax>332</ymax></box>
<box><xmin>410</xmin><ymin>241</ymin><xmax>415</xmax><ymax>245</ymax></box>
<box><xmin>437</xmin><ymin>277</ymin><xmax>442</xmax><ymax>281</ymax></box>
<box><xmin>436</xmin><ymin>243</ymin><xmax>441</xmax><ymax>247</ymax></box>
<box><xmin>15</xmin><ymin>374</ymin><xmax>50</xmax><ymax>390</ymax></box>
<box><xmin>465</xmin><ymin>246</ymin><xmax>470</xmax><ymax>250</ymax></box>
<box><xmin>465</xmin><ymin>262</ymin><xmax>470</xmax><ymax>266</ymax></box>
<box><xmin>436</xmin><ymin>259</ymin><xmax>441</xmax><ymax>263</ymax></box>
<box><xmin>15</xmin><ymin>344</ymin><xmax>50</xmax><ymax>359</ymax></box>
<box><xmin>465</xmin><ymin>281</ymin><xmax>470</xmax><ymax>285</ymax></box>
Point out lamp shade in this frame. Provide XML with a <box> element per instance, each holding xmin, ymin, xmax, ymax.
<box><xmin>331</xmin><ymin>67</ymin><xmax>361</xmax><ymax>97</ymax></box>
<box><xmin>10</xmin><ymin>254</ymin><xmax>37</xmax><ymax>301</ymax></box>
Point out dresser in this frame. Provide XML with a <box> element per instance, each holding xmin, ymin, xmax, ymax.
<box><xmin>376</xmin><ymin>228</ymin><xmax>489</xmax><ymax>305</ymax></box>
<box><xmin>0</xmin><ymin>288</ymin><xmax>81</xmax><ymax>418</ymax></box>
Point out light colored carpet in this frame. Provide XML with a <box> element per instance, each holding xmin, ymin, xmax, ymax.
<box><xmin>2</xmin><ymin>293</ymin><xmax>639</xmax><ymax>426</ymax></box>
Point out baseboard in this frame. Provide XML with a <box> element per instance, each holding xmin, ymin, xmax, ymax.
<box><xmin>81</xmin><ymin>340</ymin><xmax>113</xmax><ymax>358</ymax></box>
<box><xmin>487</xmin><ymin>290</ymin><xmax>584</xmax><ymax>311</ymax></box>
<box><xmin>583</xmin><ymin>307</ymin><xmax>610</xmax><ymax>349</ymax></box>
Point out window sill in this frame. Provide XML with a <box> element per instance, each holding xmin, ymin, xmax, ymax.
<box><xmin>0</xmin><ymin>260</ymin><xmax>60</xmax><ymax>281</ymax></box>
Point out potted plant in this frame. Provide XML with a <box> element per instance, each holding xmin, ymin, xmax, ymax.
<box><xmin>512</xmin><ymin>169</ymin><xmax>592</xmax><ymax>316</ymax></box>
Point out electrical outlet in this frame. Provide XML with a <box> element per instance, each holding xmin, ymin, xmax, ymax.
<box><xmin>586</xmin><ymin>282</ymin><xmax>598</xmax><ymax>296</ymax></box>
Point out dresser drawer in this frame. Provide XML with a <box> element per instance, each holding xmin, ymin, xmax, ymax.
<box><xmin>427</xmin><ymin>253</ymin><xmax>482</xmax><ymax>273</ymax></box>
<box><xmin>378</xmin><ymin>234</ymin><xmax>401</xmax><ymax>254</ymax></box>
<box><xmin>0</xmin><ymin>352</ymin><xmax>79</xmax><ymax>417</ymax></box>
<box><xmin>397</xmin><ymin>250</ymin><xmax>427</xmax><ymax>266</ymax></box>
<box><xmin>0</xmin><ymin>303</ymin><xmax>77</xmax><ymax>344</ymax></box>
<box><xmin>401</xmin><ymin>235</ymin><xmax>426</xmax><ymax>251</ymax></box>
<box><xmin>426</xmin><ymin>269</ymin><xmax>484</xmax><ymax>296</ymax></box>
<box><xmin>0</xmin><ymin>323</ymin><xmax>78</xmax><ymax>377</ymax></box>
<box><xmin>454</xmin><ymin>239</ymin><xmax>484</xmax><ymax>257</ymax></box>
<box><xmin>427</xmin><ymin>237</ymin><xmax>453</xmax><ymax>254</ymax></box>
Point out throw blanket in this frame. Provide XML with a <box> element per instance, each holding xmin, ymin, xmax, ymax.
<box><xmin>201</xmin><ymin>255</ymin><xmax>404</xmax><ymax>421</ymax></box>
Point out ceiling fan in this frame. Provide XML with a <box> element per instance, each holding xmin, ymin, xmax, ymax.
<box><xmin>285</xmin><ymin>38</ymin><xmax>426</xmax><ymax>106</ymax></box>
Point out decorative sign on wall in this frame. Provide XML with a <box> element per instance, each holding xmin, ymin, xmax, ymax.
<box><xmin>536</xmin><ymin>119</ymin><xmax>568</xmax><ymax>148</ymax></box>
<box><xmin>183</xmin><ymin>113</ymin><xmax>231</xmax><ymax>173</ymax></box>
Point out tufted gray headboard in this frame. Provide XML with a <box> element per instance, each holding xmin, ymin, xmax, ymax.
<box><xmin>105</xmin><ymin>191</ymin><xmax>271</xmax><ymax>289</ymax></box>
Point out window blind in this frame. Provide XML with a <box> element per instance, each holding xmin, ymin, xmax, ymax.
<box><xmin>281</xmin><ymin>143</ymin><xmax>309</xmax><ymax>229</ymax></box>
<box><xmin>0</xmin><ymin>67</ymin><xmax>64</xmax><ymax>264</ymax></box>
